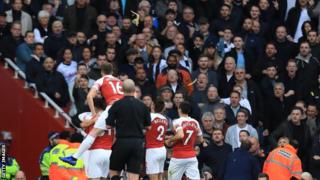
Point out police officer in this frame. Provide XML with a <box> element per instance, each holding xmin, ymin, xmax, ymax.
<box><xmin>39</xmin><ymin>132</ymin><xmax>59</xmax><ymax>179</ymax></box>
<box><xmin>106</xmin><ymin>79</ymin><xmax>151</xmax><ymax>180</ymax></box>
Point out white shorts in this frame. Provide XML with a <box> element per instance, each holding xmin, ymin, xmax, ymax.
<box><xmin>86</xmin><ymin>149</ymin><xmax>112</xmax><ymax>178</ymax></box>
<box><xmin>94</xmin><ymin>105</ymin><xmax>112</xmax><ymax>130</ymax></box>
<box><xmin>168</xmin><ymin>157</ymin><xmax>200</xmax><ymax>180</ymax></box>
<box><xmin>146</xmin><ymin>147</ymin><xmax>166</xmax><ymax>174</ymax></box>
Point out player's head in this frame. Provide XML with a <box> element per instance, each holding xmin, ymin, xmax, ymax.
<box><xmin>123</xmin><ymin>79</ymin><xmax>136</xmax><ymax>95</ymax></box>
<box><xmin>93</xmin><ymin>97</ymin><xmax>106</xmax><ymax>111</ymax></box>
<box><xmin>154</xmin><ymin>98</ymin><xmax>165</xmax><ymax>113</ymax></box>
<box><xmin>101</xmin><ymin>62</ymin><xmax>113</xmax><ymax>75</ymax></box>
<box><xmin>178</xmin><ymin>101</ymin><xmax>191</xmax><ymax>115</ymax></box>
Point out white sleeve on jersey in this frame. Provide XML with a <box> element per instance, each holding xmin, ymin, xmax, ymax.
<box><xmin>92</xmin><ymin>77</ymin><xmax>104</xmax><ymax>90</ymax></box>
<box><xmin>172</xmin><ymin>118</ymin><xmax>183</xmax><ymax>132</ymax></box>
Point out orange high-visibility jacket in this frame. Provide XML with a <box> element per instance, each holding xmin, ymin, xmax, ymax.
<box><xmin>263</xmin><ymin>144</ymin><xmax>302</xmax><ymax>180</ymax></box>
<box><xmin>156</xmin><ymin>69</ymin><xmax>193</xmax><ymax>95</ymax></box>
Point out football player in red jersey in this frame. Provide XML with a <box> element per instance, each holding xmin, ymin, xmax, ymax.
<box><xmin>79</xmin><ymin>98</ymin><xmax>115</xmax><ymax>179</ymax></box>
<box><xmin>165</xmin><ymin>101</ymin><xmax>207</xmax><ymax>180</ymax></box>
<box><xmin>61</xmin><ymin>62</ymin><xmax>123</xmax><ymax>166</ymax></box>
<box><xmin>145</xmin><ymin>99</ymin><xmax>168</xmax><ymax>180</ymax></box>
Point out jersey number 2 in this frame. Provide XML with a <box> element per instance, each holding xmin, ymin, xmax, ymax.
<box><xmin>156</xmin><ymin>125</ymin><xmax>165</xmax><ymax>141</ymax></box>
<box><xmin>183</xmin><ymin>130</ymin><xmax>194</xmax><ymax>145</ymax></box>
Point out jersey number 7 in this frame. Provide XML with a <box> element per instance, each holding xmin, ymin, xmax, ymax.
<box><xmin>183</xmin><ymin>130</ymin><xmax>194</xmax><ymax>145</ymax></box>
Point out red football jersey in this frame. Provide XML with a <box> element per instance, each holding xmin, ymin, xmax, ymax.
<box><xmin>172</xmin><ymin>117</ymin><xmax>202</xmax><ymax>158</ymax></box>
<box><xmin>145</xmin><ymin>113</ymin><xmax>168</xmax><ymax>148</ymax></box>
<box><xmin>84</xmin><ymin>113</ymin><xmax>114</xmax><ymax>150</ymax></box>
<box><xmin>92</xmin><ymin>75</ymin><xmax>124</xmax><ymax>105</ymax></box>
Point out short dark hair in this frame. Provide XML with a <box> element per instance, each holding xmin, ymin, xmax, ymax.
<box><xmin>179</xmin><ymin>101</ymin><xmax>192</xmax><ymax>115</ymax></box>
<box><xmin>134</xmin><ymin>57</ymin><xmax>145</xmax><ymax>65</ymax></box>
<box><xmin>77</xmin><ymin>62</ymin><xmax>87</xmax><ymax>69</ymax></box>
<box><xmin>300</xmin><ymin>41</ymin><xmax>310</xmax><ymax>47</ymax></box>
<box><xmin>212</xmin><ymin>128</ymin><xmax>223</xmax><ymax>134</ymax></box>
<box><xmin>239</xmin><ymin>130</ymin><xmax>250</xmax><ymax>136</ymax></box>
<box><xmin>221</xmin><ymin>3</ymin><xmax>231</xmax><ymax>10</ymax></box>
<box><xmin>291</xmin><ymin>106</ymin><xmax>304</xmax><ymax>115</ymax></box>
<box><xmin>101</xmin><ymin>62</ymin><xmax>113</xmax><ymax>75</ymax></box>
<box><xmin>307</xmin><ymin>29</ymin><xmax>318</xmax><ymax>35</ymax></box>
<box><xmin>287</xmin><ymin>59</ymin><xmax>296</xmax><ymax>65</ymax></box>
<box><xmin>230</xmin><ymin>90</ymin><xmax>241</xmax><ymax>98</ymax></box>
<box><xmin>237</xmin><ymin>108</ymin><xmax>249</xmax><ymax>117</ymax></box>
<box><xmin>167</xmin><ymin>54</ymin><xmax>178</xmax><ymax>62</ymax></box>
<box><xmin>198</xmin><ymin>54</ymin><xmax>208</xmax><ymax>61</ymax></box>
<box><xmin>307</xmin><ymin>102</ymin><xmax>318</xmax><ymax>109</ymax></box>
<box><xmin>154</xmin><ymin>99</ymin><xmax>165</xmax><ymax>113</ymax></box>
<box><xmin>33</xmin><ymin>43</ymin><xmax>43</xmax><ymax>50</ymax></box>
<box><xmin>24</xmin><ymin>30</ymin><xmax>34</xmax><ymax>37</ymax></box>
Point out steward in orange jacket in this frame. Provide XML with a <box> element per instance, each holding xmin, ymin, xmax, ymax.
<box><xmin>263</xmin><ymin>144</ymin><xmax>302</xmax><ymax>180</ymax></box>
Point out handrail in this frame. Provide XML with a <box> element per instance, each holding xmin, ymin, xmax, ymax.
<box><xmin>2</xmin><ymin>58</ymin><xmax>86</xmax><ymax>136</ymax></box>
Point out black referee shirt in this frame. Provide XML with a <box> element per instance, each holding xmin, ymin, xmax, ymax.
<box><xmin>106</xmin><ymin>96</ymin><xmax>151</xmax><ymax>138</ymax></box>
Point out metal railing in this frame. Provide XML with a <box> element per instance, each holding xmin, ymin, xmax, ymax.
<box><xmin>2</xmin><ymin>58</ymin><xmax>86</xmax><ymax>136</ymax></box>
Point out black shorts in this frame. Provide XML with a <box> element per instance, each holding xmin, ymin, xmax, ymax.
<box><xmin>109</xmin><ymin>138</ymin><xmax>144</xmax><ymax>174</ymax></box>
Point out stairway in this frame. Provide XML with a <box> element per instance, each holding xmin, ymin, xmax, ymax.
<box><xmin>0</xmin><ymin>60</ymin><xmax>68</xmax><ymax>179</ymax></box>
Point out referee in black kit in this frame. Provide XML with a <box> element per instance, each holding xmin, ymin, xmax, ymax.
<box><xmin>106</xmin><ymin>79</ymin><xmax>151</xmax><ymax>180</ymax></box>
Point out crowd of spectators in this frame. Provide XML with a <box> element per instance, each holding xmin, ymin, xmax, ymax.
<box><xmin>2</xmin><ymin>0</ymin><xmax>320</xmax><ymax>179</ymax></box>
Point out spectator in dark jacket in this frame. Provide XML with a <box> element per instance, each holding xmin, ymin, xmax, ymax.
<box><xmin>63</xmin><ymin>0</ymin><xmax>97</xmax><ymax>36</ymax></box>
<box><xmin>253</xmin><ymin>42</ymin><xmax>284</xmax><ymax>81</ymax></box>
<box><xmin>224</xmin><ymin>36</ymin><xmax>254</xmax><ymax>77</ymax></box>
<box><xmin>0</xmin><ymin>21</ymin><xmax>23</xmax><ymax>60</ymax></box>
<box><xmin>269</xmin><ymin>107</ymin><xmax>312</xmax><ymax>169</ymax></box>
<box><xmin>36</xmin><ymin>57</ymin><xmax>70</xmax><ymax>107</ymax></box>
<box><xmin>278</xmin><ymin>59</ymin><xmax>300</xmax><ymax>101</ymax></box>
<box><xmin>225</xmin><ymin>91</ymin><xmax>251</xmax><ymax>125</ymax></box>
<box><xmin>192</xmin><ymin>55</ymin><xmax>219</xmax><ymax>87</ymax></box>
<box><xmin>26</xmin><ymin>43</ymin><xmax>45</xmax><ymax>83</ymax></box>
<box><xmin>178</xmin><ymin>6</ymin><xmax>198</xmax><ymax>41</ymax></box>
<box><xmin>259</xmin><ymin>63</ymin><xmax>279</xmax><ymax>99</ymax></box>
<box><xmin>210</xmin><ymin>4</ymin><xmax>239</xmax><ymax>36</ymax></box>
<box><xmin>199</xmin><ymin>128</ymin><xmax>232</xmax><ymax>179</ymax></box>
<box><xmin>201</xmin><ymin>86</ymin><xmax>223</xmax><ymax>114</ymax></box>
<box><xmin>295</xmin><ymin>41</ymin><xmax>320</xmax><ymax>101</ymax></box>
<box><xmin>273</xmin><ymin>26</ymin><xmax>298</xmax><ymax>61</ymax></box>
<box><xmin>307</xmin><ymin>30</ymin><xmax>320</xmax><ymax>60</ymax></box>
<box><xmin>72</xmin><ymin>75</ymin><xmax>90</xmax><ymax>114</ymax></box>
<box><xmin>134</xmin><ymin>68</ymin><xmax>157</xmax><ymax>99</ymax></box>
<box><xmin>219</xmin><ymin>139</ymin><xmax>260</xmax><ymax>180</ymax></box>
<box><xmin>237</xmin><ymin>18</ymin><xmax>263</xmax><ymax>60</ymax></box>
<box><xmin>88</xmin><ymin>53</ymin><xmax>107</xmax><ymax>80</ymax></box>
<box><xmin>44</xmin><ymin>20</ymin><xmax>66</xmax><ymax>59</ymax></box>
<box><xmin>218</xmin><ymin>56</ymin><xmax>236</xmax><ymax>98</ymax></box>
<box><xmin>263</xmin><ymin>82</ymin><xmax>295</xmax><ymax>133</ymax></box>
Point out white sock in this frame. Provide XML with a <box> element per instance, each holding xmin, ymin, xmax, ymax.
<box><xmin>72</xmin><ymin>135</ymin><xmax>95</xmax><ymax>159</ymax></box>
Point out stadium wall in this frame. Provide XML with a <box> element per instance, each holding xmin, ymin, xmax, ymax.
<box><xmin>0</xmin><ymin>63</ymin><xmax>65</xmax><ymax>179</ymax></box>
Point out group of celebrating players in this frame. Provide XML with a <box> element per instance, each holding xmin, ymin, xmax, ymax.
<box><xmin>60</xmin><ymin>62</ymin><xmax>205</xmax><ymax>180</ymax></box>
